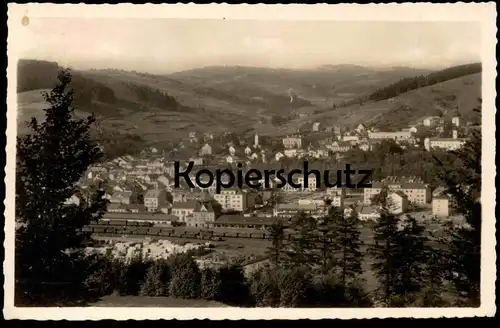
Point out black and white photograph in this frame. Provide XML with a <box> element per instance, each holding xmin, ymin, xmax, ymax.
<box><xmin>4</xmin><ymin>3</ymin><xmax>497</xmax><ymax>320</ymax></box>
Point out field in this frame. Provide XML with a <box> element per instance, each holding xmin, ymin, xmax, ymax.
<box><xmin>93</xmin><ymin>295</ymin><xmax>229</xmax><ymax>307</ymax></box>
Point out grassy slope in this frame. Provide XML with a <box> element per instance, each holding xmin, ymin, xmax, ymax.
<box><xmin>284</xmin><ymin>72</ymin><xmax>481</xmax><ymax>131</ymax></box>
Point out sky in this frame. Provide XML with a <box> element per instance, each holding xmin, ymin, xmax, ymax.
<box><xmin>16</xmin><ymin>18</ymin><xmax>481</xmax><ymax>74</ymax></box>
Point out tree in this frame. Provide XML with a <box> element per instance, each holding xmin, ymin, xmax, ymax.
<box><xmin>140</xmin><ymin>259</ymin><xmax>171</xmax><ymax>297</ymax></box>
<box><xmin>168</xmin><ymin>253</ymin><xmax>201</xmax><ymax>299</ymax></box>
<box><xmin>314</xmin><ymin>202</ymin><xmax>340</xmax><ymax>273</ymax></box>
<box><xmin>433</xmin><ymin>99</ymin><xmax>481</xmax><ymax>305</ymax></box>
<box><xmin>15</xmin><ymin>69</ymin><xmax>108</xmax><ymax>304</ymax></box>
<box><xmin>368</xmin><ymin>187</ymin><xmax>428</xmax><ymax>306</ymax></box>
<box><xmin>331</xmin><ymin>209</ymin><xmax>364</xmax><ymax>289</ymax></box>
<box><xmin>214</xmin><ymin>265</ymin><xmax>251</xmax><ymax>305</ymax></box>
<box><xmin>285</xmin><ymin>213</ymin><xmax>318</xmax><ymax>268</ymax></box>
<box><xmin>266</xmin><ymin>220</ymin><xmax>286</xmax><ymax>265</ymax></box>
<box><xmin>200</xmin><ymin>268</ymin><xmax>220</xmax><ymax>300</ymax></box>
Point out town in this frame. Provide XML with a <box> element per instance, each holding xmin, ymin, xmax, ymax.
<box><xmin>73</xmin><ymin>114</ymin><xmax>472</xmax><ymax>240</ymax></box>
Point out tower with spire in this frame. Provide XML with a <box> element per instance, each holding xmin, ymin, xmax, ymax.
<box><xmin>254</xmin><ymin>132</ymin><xmax>259</xmax><ymax>148</ymax></box>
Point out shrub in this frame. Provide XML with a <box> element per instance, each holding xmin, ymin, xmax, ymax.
<box><xmin>200</xmin><ymin>268</ymin><xmax>220</xmax><ymax>300</ymax></box>
<box><xmin>249</xmin><ymin>265</ymin><xmax>281</xmax><ymax>307</ymax></box>
<box><xmin>116</xmin><ymin>254</ymin><xmax>152</xmax><ymax>296</ymax></box>
<box><xmin>168</xmin><ymin>253</ymin><xmax>201</xmax><ymax>299</ymax></box>
<box><xmin>139</xmin><ymin>259</ymin><xmax>171</xmax><ymax>297</ymax></box>
<box><xmin>276</xmin><ymin>266</ymin><xmax>313</xmax><ymax>307</ymax></box>
<box><xmin>215</xmin><ymin>265</ymin><xmax>251</xmax><ymax>306</ymax></box>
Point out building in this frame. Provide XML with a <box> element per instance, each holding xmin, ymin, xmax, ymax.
<box><xmin>424</xmin><ymin>137</ymin><xmax>467</xmax><ymax>151</ymax></box>
<box><xmin>107</xmin><ymin>203</ymin><xmax>147</xmax><ymax>213</ymax></box>
<box><xmin>357</xmin><ymin>205</ymin><xmax>381</xmax><ymax>221</ymax></box>
<box><xmin>359</xmin><ymin>141</ymin><xmax>372</xmax><ymax>151</ymax></box>
<box><xmin>343</xmin><ymin>135</ymin><xmax>360</xmax><ymax>143</ymax></box>
<box><xmin>254</xmin><ymin>132</ymin><xmax>259</xmax><ymax>147</ymax></box>
<box><xmin>144</xmin><ymin>189</ymin><xmax>168</xmax><ymax>212</ymax></box>
<box><xmin>110</xmin><ymin>191</ymin><xmax>134</xmax><ymax>204</ymax></box>
<box><xmin>355</xmin><ymin>124</ymin><xmax>365</xmax><ymax>133</ymax></box>
<box><xmin>423</xmin><ymin>116</ymin><xmax>440</xmax><ymax>127</ymax></box>
<box><xmin>171</xmin><ymin>200</ymin><xmax>198</xmax><ymax>222</ymax></box>
<box><xmin>368</xmin><ymin>130</ymin><xmax>412</xmax><ymax>141</ymax></box>
<box><xmin>275</xmin><ymin>152</ymin><xmax>285</xmax><ymax>161</ymax></box>
<box><xmin>388</xmin><ymin>191</ymin><xmax>409</xmax><ymax>214</ymax></box>
<box><xmin>273</xmin><ymin>202</ymin><xmax>325</xmax><ymax>218</ymax></box>
<box><xmin>101</xmin><ymin>212</ymin><xmax>178</xmax><ymax>225</ymax></box>
<box><xmin>200</xmin><ymin>143</ymin><xmax>212</xmax><ymax>156</ymax></box>
<box><xmin>297</xmin><ymin>176</ymin><xmax>319</xmax><ymax>192</ymax></box>
<box><xmin>312</xmin><ymin>122</ymin><xmax>321</xmax><ymax>132</ymax></box>
<box><xmin>189</xmin><ymin>157</ymin><xmax>203</xmax><ymax>166</ymax></box>
<box><xmin>432</xmin><ymin>195</ymin><xmax>451</xmax><ymax>217</ymax></box>
<box><xmin>452</xmin><ymin>116</ymin><xmax>460</xmax><ymax>127</ymax></box>
<box><xmin>284</xmin><ymin>148</ymin><xmax>298</xmax><ymax>158</ymax></box>
<box><xmin>213</xmin><ymin>189</ymin><xmax>248</xmax><ymax>212</ymax></box>
<box><xmin>185</xmin><ymin>202</ymin><xmax>216</xmax><ymax>227</ymax></box>
<box><xmin>329</xmin><ymin>141</ymin><xmax>352</xmax><ymax>153</ymax></box>
<box><xmin>364</xmin><ymin>176</ymin><xmax>431</xmax><ymax>205</ymax></box>
<box><xmin>282</xmin><ymin>136</ymin><xmax>302</xmax><ymax>149</ymax></box>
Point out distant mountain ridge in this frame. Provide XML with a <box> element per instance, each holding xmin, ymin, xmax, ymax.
<box><xmin>17</xmin><ymin>59</ymin><xmax>481</xmax><ymax>145</ymax></box>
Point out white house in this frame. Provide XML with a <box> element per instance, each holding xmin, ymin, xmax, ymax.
<box><xmin>275</xmin><ymin>152</ymin><xmax>285</xmax><ymax>161</ymax></box>
<box><xmin>355</xmin><ymin>124</ymin><xmax>365</xmax><ymax>133</ymax></box>
<box><xmin>388</xmin><ymin>191</ymin><xmax>409</xmax><ymax>214</ymax></box>
<box><xmin>200</xmin><ymin>143</ymin><xmax>212</xmax><ymax>156</ymax></box>
<box><xmin>432</xmin><ymin>195</ymin><xmax>451</xmax><ymax>217</ymax></box>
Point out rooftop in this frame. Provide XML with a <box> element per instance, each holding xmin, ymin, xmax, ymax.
<box><xmin>102</xmin><ymin>213</ymin><xmax>177</xmax><ymax>222</ymax></box>
<box><xmin>145</xmin><ymin>189</ymin><xmax>164</xmax><ymax>198</ymax></box>
<box><xmin>172</xmin><ymin>200</ymin><xmax>199</xmax><ymax>210</ymax></box>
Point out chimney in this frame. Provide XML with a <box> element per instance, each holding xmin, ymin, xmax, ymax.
<box><xmin>453</xmin><ymin>130</ymin><xmax>458</xmax><ymax>139</ymax></box>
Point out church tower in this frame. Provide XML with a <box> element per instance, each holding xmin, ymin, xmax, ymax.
<box><xmin>254</xmin><ymin>132</ymin><xmax>259</xmax><ymax>147</ymax></box>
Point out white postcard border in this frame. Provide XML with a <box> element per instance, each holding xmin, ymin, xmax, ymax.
<box><xmin>4</xmin><ymin>2</ymin><xmax>497</xmax><ymax>320</ymax></box>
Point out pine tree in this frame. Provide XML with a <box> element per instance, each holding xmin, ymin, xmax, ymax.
<box><xmin>433</xmin><ymin>99</ymin><xmax>482</xmax><ymax>305</ymax></box>
<box><xmin>331</xmin><ymin>209</ymin><xmax>364</xmax><ymax>289</ymax></box>
<box><xmin>368</xmin><ymin>188</ymin><xmax>400</xmax><ymax>304</ymax></box>
<box><xmin>285</xmin><ymin>212</ymin><xmax>317</xmax><ymax>268</ymax></box>
<box><xmin>391</xmin><ymin>215</ymin><xmax>429</xmax><ymax>303</ymax></box>
<box><xmin>314</xmin><ymin>201</ymin><xmax>340</xmax><ymax>273</ymax></box>
<box><xmin>15</xmin><ymin>69</ymin><xmax>108</xmax><ymax>304</ymax></box>
<box><xmin>266</xmin><ymin>220</ymin><xmax>286</xmax><ymax>265</ymax></box>
<box><xmin>368</xmin><ymin>187</ymin><xmax>429</xmax><ymax>305</ymax></box>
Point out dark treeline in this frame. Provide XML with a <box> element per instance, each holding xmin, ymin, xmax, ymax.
<box><xmin>17</xmin><ymin>59</ymin><xmax>117</xmax><ymax>106</ymax></box>
<box><xmin>124</xmin><ymin>83</ymin><xmax>179</xmax><ymax>110</ymax></box>
<box><xmin>96</xmin><ymin>130</ymin><xmax>146</xmax><ymax>161</ymax></box>
<box><xmin>367</xmin><ymin>63</ymin><xmax>481</xmax><ymax>102</ymax></box>
<box><xmin>17</xmin><ymin>59</ymin><xmax>60</xmax><ymax>92</ymax></box>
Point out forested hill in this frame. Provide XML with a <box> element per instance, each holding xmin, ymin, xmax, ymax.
<box><xmin>367</xmin><ymin>63</ymin><xmax>481</xmax><ymax>102</ymax></box>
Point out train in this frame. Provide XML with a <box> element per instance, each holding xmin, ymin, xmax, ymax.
<box><xmin>83</xmin><ymin>223</ymin><xmax>298</xmax><ymax>241</ymax></box>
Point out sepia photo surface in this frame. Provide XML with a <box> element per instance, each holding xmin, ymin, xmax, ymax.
<box><xmin>4</xmin><ymin>3</ymin><xmax>497</xmax><ymax>320</ymax></box>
